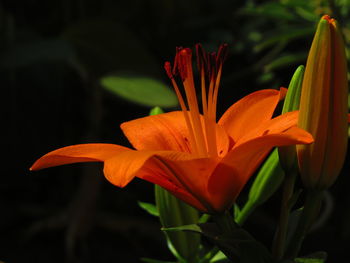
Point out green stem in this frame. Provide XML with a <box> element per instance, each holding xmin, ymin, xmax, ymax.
<box><xmin>198</xmin><ymin>246</ymin><xmax>220</xmax><ymax>263</ymax></box>
<box><xmin>285</xmin><ymin>190</ymin><xmax>323</xmax><ymax>259</ymax></box>
<box><xmin>212</xmin><ymin>211</ymin><xmax>237</xmax><ymax>234</ymax></box>
<box><xmin>235</xmin><ymin>201</ymin><xmax>256</xmax><ymax>226</ymax></box>
<box><xmin>272</xmin><ymin>171</ymin><xmax>297</xmax><ymax>260</ymax></box>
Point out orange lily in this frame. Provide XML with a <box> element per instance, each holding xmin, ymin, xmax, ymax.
<box><xmin>31</xmin><ymin>44</ymin><xmax>313</xmax><ymax>214</ymax></box>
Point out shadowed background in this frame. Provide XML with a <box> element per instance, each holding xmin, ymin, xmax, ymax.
<box><xmin>1</xmin><ymin>0</ymin><xmax>349</xmax><ymax>262</ymax></box>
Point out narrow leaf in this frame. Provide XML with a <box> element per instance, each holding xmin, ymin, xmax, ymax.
<box><xmin>101</xmin><ymin>74</ymin><xmax>178</xmax><ymax>108</ymax></box>
<box><xmin>140</xmin><ymin>258</ymin><xmax>177</xmax><ymax>263</ymax></box>
<box><xmin>236</xmin><ymin>149</ymin><xmax>284</xmax><ymax>225</ymax></box>
<box><xmin>164</xmin><ymin>223</ymin><xmax>273</xmax><ymax>263</ymax></box>
<box><xmin>294</xmin><ymin>251</ymin><xmax>327</xmax><ymax>263</ymax></box>
<box><xmin>138</xmin><ymin>201</ymin><xmax>159</xmax><ymax>217</ymax></box>
<box><xmin>156</xmin><ymin>186</ymin><xmax>200</xmax><ymax>262</ymax></box>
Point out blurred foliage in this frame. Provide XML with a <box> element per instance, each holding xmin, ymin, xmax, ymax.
<box><xmin>0</xmin><ymin>0</ymin><xmax>349</xmax><ymax>263</ymax></box>
<box><xmin>236</xmin><ymin>0</ymin><xmax>350</xmax><ymax>87</ymax></box>
<box><xmin>101</xmin><ymin>74</ymin><xmax>178</xmax><ymax>108</ymax></box>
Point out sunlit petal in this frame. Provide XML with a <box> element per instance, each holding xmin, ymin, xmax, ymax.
<box><xmin>219</xmin><ymin>88</ymin><xmax>286</xmax><ymax>143</ymax></box>
<box><xmin>121</xmin><ymin>111</ymin><xmax>191</xmax><ymax>152</ymax></box>
<box><xmin>235</xmin><ymin>111</ymin><xmax>300</xmax><ymax>146</ymax></box>
<box><xmin>30</xmin><ymin>143</ymin><xmax>129</xmax><ymax>171</ymax></box>
<box><xmin>221</xmin><ymin>127</ymin><xmax>313</xmax><ymax>185</ymax></box>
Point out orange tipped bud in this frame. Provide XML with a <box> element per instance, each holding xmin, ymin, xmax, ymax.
<box><xmin>297</xmin><ymin>15</ymin><xmax>348</xmax><ymax>189</ymax></box>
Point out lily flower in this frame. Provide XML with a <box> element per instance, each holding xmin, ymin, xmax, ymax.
<box><xmin>31</xmin><ymin>44</ymin><xmax>313</xmax><ymax>214</ymax></box>
<box><xmin>297</xmin><ymin>15</ymin><xmax>349</xmax><ymax>189</ymax></box>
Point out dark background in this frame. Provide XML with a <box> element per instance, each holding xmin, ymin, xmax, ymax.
<box><xmin>1</xmin><ymin>0</ymin><xmax>349</xmax><ymax>262</ymax></box>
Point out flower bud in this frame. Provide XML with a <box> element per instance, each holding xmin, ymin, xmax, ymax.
<box><xmin>297</xmin><ymin>15</ymin><xmax>348</xmax><ymax>189</ymax></box>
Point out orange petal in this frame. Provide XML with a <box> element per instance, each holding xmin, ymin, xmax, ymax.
<box><xmin>208</xmin><ymin>162</ymin><xmax>241</xmax><ymax>212</ymax></box>
<box><xmin>121</xmin><ymin>111</ymin><xmax>191</xmax><ymax>152</ymax></box>
<box><xmin>219</xmin><ymin>126</ymin><xmax>313</xmax><ymax>187</ymax></box>
<box><xmin>30</xmin><ymin>143</ymin><xmax>129</xmax><ymax>171</ymax></box>
<box><xmin>215</xmin><ymin>123</ymin><xmax>232</xmax><ymax>157</ymax></box>
<box><xmin>235</xmin><ymin>111</ymin><xmax>301</xmax><ymax>146</ymax></box>
<box><xmin>76</xmin><ymin>147</ymin><xmax>207</xmax><ymax>211</ymax></box>
<box><xmin>218</xmin><ymin>88</ymin><xmax>286</xmax><ymax>143</ymax></box>
<box><xmin>139</xmin><ymin>156</ymin><xmax>209</xmax><ymax>212</ymax></box>
<box><xmin>122</xmin><ymin>111</ymin><xmax>231</xmax><ymax>157</ymax></box>
<box><xmin>148</xmin><ymin>152</ymin><xmax>221</xmax><ymax>212</ymax></box>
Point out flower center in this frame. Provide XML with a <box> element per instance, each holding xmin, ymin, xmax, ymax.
<box><xmin>165</xmin><ymin>44</ymin><xmax>228</xmax><ymax>157</ymax></box>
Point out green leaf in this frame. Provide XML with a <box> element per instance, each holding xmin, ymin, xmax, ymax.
<box><xmin>282</xmin><ymin>65</ymin><xmax>304</xmax><ymax>114</ymax></box>
<box><xmin>138</xmin><ymin>201</ymin><xmax>159</xmax><ymax>217</ymax></box>
<box><xmin>285</xmin><ymin>207</ymin><xmax>303</xmax><ymax>250</ymax></box>
<box><xmin>233</xmin><ymin>203</ymin><xmax>241</xmax><ymax>218</ymax></box>
<box><xmin>236</xmin><ymin>149</ymin><xmax>284</xmax><ymax>225</ymax></box>
<box><xmin>264</xmin><ymin>53</ymin><xmax>307</xmax><ymax>72</ymax></box>
<box><xmin>198</xmin><ymin>213</ymin><xmax>210</xmax><ymax>223</ymax></box>
<box><xmin>248</xmin><ymin>149</ymin><xmax>284</xmax><ymax>203</ymax></box>
<box><xmin>155</xmin><ymin>186</ymin><xmax>200</xmax><ymax>262</ymax></box>
<box><xmin>150</xmin><ymin>106</ymin><xmax>165</xmax><ymax>115</ymax></box>
<box><xmin>255</xmin><ymin>28</ymin><xmax>314</xmax><ymax>53</ymax></box>
<box><xmin>294</xmin><ymin>251</ymin><xmax>327</xmax><ymax>263</ymax></box>
<box><xmin>209</xmin><ymin>251</ymin><xmax>229</xmax><ymax>263</ymax></box>
<box><xmin>101</xmin><ymin>74</ymin><xmax>178</xmax><ymax>108</ymax></box>
<box><xmin>242</xmin><ymin>2</ymin><xmax>297</xmax><ymax>21</ymax></box>
<box><xmin>163</xmin><ymin>223</ymin><xmax>273</xmax><ymax>263</ymax></box>
<box><xmin>162</xmin><ymin>224</ymin><xmax>202</xmax><ymax>234</ymax></box>
<box><xmin>278</xmin><ymin>65</ymin><xmax>304</xmax><ymax>171</ymax></box>
<box><xmin>140</xmin><ymin>258</ymin><xmax>177</xmax><ymax>263</ymax></box>
<box><xmin>294</xmin><ymin>259</ymin><xmax>324</xmax><ymax>263</ymax></box>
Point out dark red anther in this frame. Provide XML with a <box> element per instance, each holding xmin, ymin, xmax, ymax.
<box><xmin>196</xmin><ymin>43</ymin><xmax>209</xmax><ymax>74</ymax></box>
<box><xmin>164</xmin><ymin>61</ymin><xmax>173</xmax><ymax>79</ymax></box>
<box><xmin>216</xmin><ymin>44</ymin><xmax>228</xmax><ymax>68</ymax></box>
<box><xmin>173</xmin><ymin>46</ymin><xmax>183</xmax><ymax>76</ymax></box>
<box><xmin>175</xmin><ymin>48</ymin><xmax>192</xmax><ymax>81</ymax></box>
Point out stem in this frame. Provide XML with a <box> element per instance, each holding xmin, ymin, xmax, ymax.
<box><xmin>235</xmin><ymin>201</ymin><xmax>256</xmax><ymax>226</ymax></box>
<box><xmin>212</xmin><ymin>211</ymin><xmax>237</xmax><ymax>234</ymax></box>
<box><xmin>198</xmin><ymin>247</ymin><xmax>220</xmax><ymax>263</ymax></box>
<box><xmin>272</xmin><ymin>171</ymin><xmax>297</xmax><ymax>260</ymax></box>
<box><xmin>285</xmin><ymin>190</ymin><xmax>323</xmax><ymax>259</ymax></box>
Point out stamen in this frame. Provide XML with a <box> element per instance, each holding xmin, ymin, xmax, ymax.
<box><xmin>165</xmin><ymin>44</ymin><xmax>228</xmax><ymax>158</ymax></box>
<box><xmin>206</xmin><ymin>66</ymin><xmax>217</xmax><ymax>156</ymax></box>
<box><xmin>178</xmin><ymin>49</ymin><xmax>208</xmax><ymax>157</ymax></box>
<box><xmin>197</xmin><ymin>44</ymin><xmax>216</xmax><ymax>156</ymax></box>
<box><xmin>212</xmin><ymin>63</ymin><xmax>223</xmax><ymax>121</ymax></box>
<box><xmin>164</xmin><ymin>61</ymin><xmax>199</xmax><ymax>155</ymax></box>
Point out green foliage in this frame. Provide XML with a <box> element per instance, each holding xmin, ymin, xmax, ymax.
<box><xmin>236</xmin><ymin>149</ymin><xmax>284</xmax><ymax>225</ymax></box>
<box><xmin>237</xmin><ymin>0</ymin><xmax>340</xmax><ymax>87</ymax></box>
<box><xmin>163</xmin><ymin>221</ymin><xmax>273</xmax><ymax>263</ymax></box>
<box><xmin>138</xmin><ymin>201</ymin><xmax>159</xmax><ymax>217</ymax></box>
<box><xmin>281</xmin><ymin>65</ymin><xmax>304</xmax><ymax>114</ymax></box>
<box><xmin>101</xmin><ymin>74</ymin><xmax>178</xmax><ymax>108</ymax></box>
<box><xmin>278</xmin><ymin>65</ymin><xmax>304</xmax><ymax>171</ymax></box>
<box><xmin>294</xmin><ymin>251</ymin><xmax>327</xmax><ymax>263</ymax></box>
<box><xmin>141</xmin><ymin>258</ymin><xmax>177</xmax><ymax>263</ymax></box>
<box><xmin>155</xmin><ymin>186</ymin><xmax>201</xmax><ymax>263</ymax></box>
<box><xmin>150</xmin><ymin>106</ymin><xmax>165</xmax><ymax>115</ymax></box>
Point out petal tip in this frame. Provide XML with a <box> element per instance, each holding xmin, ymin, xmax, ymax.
<box><xmin>279</xmin><ymin>87</ymin><xmax>288</xmax><ymax>100</ymax></box>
